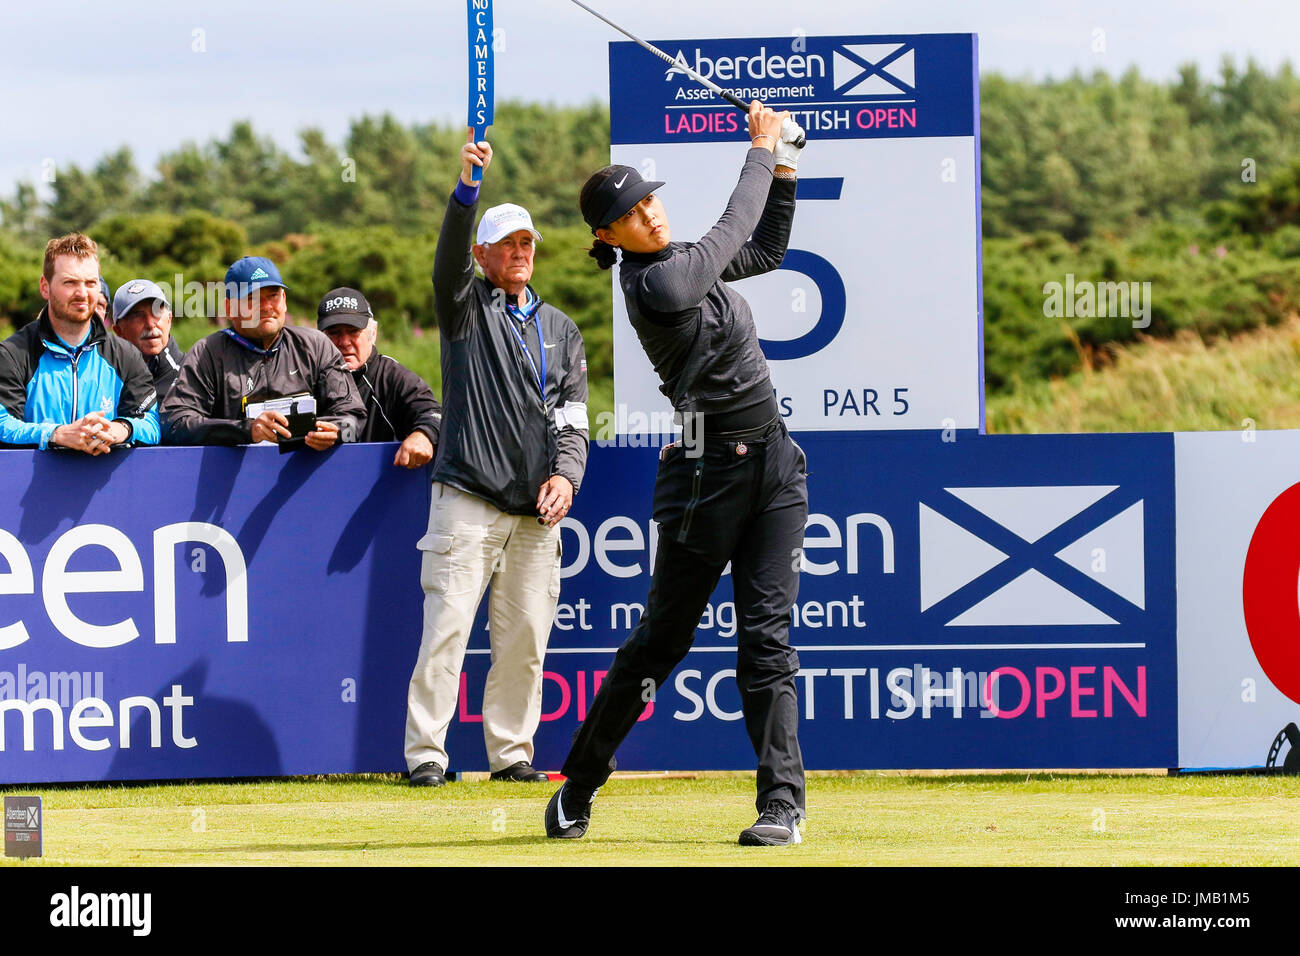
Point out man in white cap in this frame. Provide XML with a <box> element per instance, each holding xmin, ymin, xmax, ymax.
<box><xmin>112</xmin><ymin>279</ymin><xmax>185</xmax><ymax>400</ymax></box>
<box><xmin>404</xmin><ymin>132</ymin><xmax>589</xmax><ymax>787</ymax></box>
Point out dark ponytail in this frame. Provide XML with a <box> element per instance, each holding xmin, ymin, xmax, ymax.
<box><xmin>589</xmin><ymin>239</ymin><xmax>618</xmax><ymax>270</ymax></box>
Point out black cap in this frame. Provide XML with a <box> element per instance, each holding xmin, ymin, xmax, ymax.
<box><xmin>316</xmin><ymin>287</ymin><xmax>373</xmax><ymax>330</ymax></box>
<box><xmin>580</xmin><ymin>165</ymin><xmax>666</xmax><ymax>232</ymax></box>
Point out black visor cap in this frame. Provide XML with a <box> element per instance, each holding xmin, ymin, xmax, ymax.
<box><xmin>583</xmin><ymin>166</ymin><xmax>667</xmax><ymax>231</ymax></box>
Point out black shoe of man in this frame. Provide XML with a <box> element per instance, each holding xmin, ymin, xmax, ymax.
<box><xmin>545</xmin><ymin>782</ymin><xmax>597</xmax><ymax>838</ymax></box>
<box><xmin>409</xmin><ymin>761</ymin><xmax>447</xmax><ymax>787</ymax></box>
<box><xmin>738</xmin><ymin>799</ymin><xmax>804</xmax><ymax>846</ymax></box>
<box><xmin>490</xmin><ymin>761</ymin><xmax>549</xmax><ymax>782</ymax></box>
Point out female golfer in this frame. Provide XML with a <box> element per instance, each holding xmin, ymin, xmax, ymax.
<box><xmin>546</xmin><ymin>101</ymin><xmax>809</xmax><ymax>846</ymax></box>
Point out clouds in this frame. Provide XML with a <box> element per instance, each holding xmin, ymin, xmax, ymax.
<box><xmin>2</xmin><ymin>0</ymin><xmax>1295</xmax><ymax>196</ymax></box>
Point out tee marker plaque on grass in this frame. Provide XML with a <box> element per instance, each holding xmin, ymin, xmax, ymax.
<box><xmin>4</xmin><ymin>796</ymin><xmax>42</xmax><ymax>857</ymax></box>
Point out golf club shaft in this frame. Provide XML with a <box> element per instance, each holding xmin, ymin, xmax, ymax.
<box><xmin>567</xmin><ymin>0</ymin><xmax>805</xmax><ymax>147</ymax></box>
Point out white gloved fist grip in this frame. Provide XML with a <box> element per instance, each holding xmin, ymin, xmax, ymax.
<box><xmin>774</xmin><ymin>117</ymin><xmax>805</xmax><ymax>170</ymax></box>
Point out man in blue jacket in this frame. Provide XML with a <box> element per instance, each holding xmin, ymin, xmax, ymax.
<box><xmin>0</xmin><ymin>233</ymin><xmax>160</xmax><ymax>452</ymax></box>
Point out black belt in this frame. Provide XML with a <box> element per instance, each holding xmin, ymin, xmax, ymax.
<box><xmin>700</xmin><ymin>415</ymin><xmax>782</xmax><ymax>449</ymax></box>
<box><xmin>694</xmin><ymin>394</ymin><xmax>781</xmax><ymax>441</ymax></box>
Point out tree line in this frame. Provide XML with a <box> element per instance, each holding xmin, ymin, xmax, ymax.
<box><xmin>2</xmin><ymin>60</ymin><xmax>1299</xmax><ymax>394</ymax></box>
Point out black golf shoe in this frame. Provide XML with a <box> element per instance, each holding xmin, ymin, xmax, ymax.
<box><xmin>490</xmin><ymin>761</ymin><xmax>549</xmax><ymax>782</ymax></box>
<box><xmin>738</xmin><ymin>799</ymin><xmax>803</xmax><ymax>846</ymax></box>
<box><xmin>409</xmin><ymin>761</ymin><xmax>447</xmax><ymax>787</ymax></box>
<box><xmin>544</xmin><ymin>781</ymin><xmax>598</xmax><ymax>838</ymax></box>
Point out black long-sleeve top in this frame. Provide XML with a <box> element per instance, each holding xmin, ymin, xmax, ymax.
<box><xmin>617</xmin><ymin>148</ymin><xmax>796</xmax><ymax>419</ymax></box>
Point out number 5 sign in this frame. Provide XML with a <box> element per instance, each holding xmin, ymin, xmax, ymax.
<box><xmin>608</xmin><ymin>33</ymin><xmax>983</xmax><ymax>434</ymax></box>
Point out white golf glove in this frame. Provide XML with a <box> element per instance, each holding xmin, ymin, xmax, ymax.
<box><xmin>773</xmin><ymin>117</ymin><xmax>806</xmax><ymax>171</ymax></box>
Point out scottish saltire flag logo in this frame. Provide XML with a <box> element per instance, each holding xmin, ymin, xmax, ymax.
<box><xmin>832</xmin><ymin>42</ymin><xmax>916</xmax><ymax>98</ymax></box>
<box><xmin>919</xmin><ymin>485</ymin><xmax>1147</xmax><ymax>626</ymax></box>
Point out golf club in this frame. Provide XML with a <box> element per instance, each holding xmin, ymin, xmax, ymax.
<box><xmin>567</xmin><ymin>0</ymin><xmax>807</xmax><ymax>148</ymax></box>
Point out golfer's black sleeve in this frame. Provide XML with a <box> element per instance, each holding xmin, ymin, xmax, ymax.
<box><xmin>721</xmin><ymin>176</ymin><xmax>797</xmax><ymax>281</ymax></box>
<box><xmin>636</xmin><ymin>148</ymin><xmax>777</xmax><ymax>314</ymax></box>
<box><xmin>432</xmin><ymin>188</ymin><xmax>478</xmax><ymax>341</ymax></box>
<box><xmin>553</xmin><ymin>321</ymin><xmax>589</xmax><ymax>494</ymax></box>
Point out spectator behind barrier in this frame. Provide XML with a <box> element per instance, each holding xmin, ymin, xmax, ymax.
<box><xmin>161</xmin><ymin>256</ymin><xmax>365</xmax><ymax>449</ymax></box>
<box><xmin>111</xmin><ymin>279</ymin><xmax>185</xmax><ymax>401</ymax></box>
<box><xmin>316</xmin><ymin>286</ymin><xmax>442</xmax><ymax>468</ymax></box>
<box><xmin>95</xmin><ymin>276</ymin><xmax>112</xmax><ymax>328</ymax></box>
<box><xmin>0</xmin><ymin>233</ymin><xmax>160</xmax><ymax>453</ymax></box>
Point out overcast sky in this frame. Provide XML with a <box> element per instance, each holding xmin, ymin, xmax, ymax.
<box><xmin>2</xmin><ymin>0</ymin><xmax>1297</xmax><ymax>197</ymax></box>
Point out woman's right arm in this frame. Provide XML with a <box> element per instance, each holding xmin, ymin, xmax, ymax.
<box><xmin>637</xmin><ymin>103</ymin><xmax>787</xmax><ymax>314</ymax></box>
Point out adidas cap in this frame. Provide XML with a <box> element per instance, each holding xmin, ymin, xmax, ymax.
<box><xmin>224</xmin><ymin>256</ymin><xmax>289</xmax><ymax>297</ymax></box>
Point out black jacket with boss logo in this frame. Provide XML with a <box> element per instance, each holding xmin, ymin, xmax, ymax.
<box><xmin>351</xmin><ymin>350</ymin><xmax>442</xmax><ymax>445</ymax></box>
<box><xmin>161</xmin><ymin>324</ymin><xmax>366</xmax><ymax>445</ymax></box>
<box><xmin>431</xmin><ymin>191</ymin><xmax>589</xmax><ymax>515</ymax></box>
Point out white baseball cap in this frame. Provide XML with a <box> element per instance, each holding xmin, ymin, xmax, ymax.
<box><xmin>476</xmin><ymin>203</ymin><xmax>543</xmax><ymax>245</ymax></box>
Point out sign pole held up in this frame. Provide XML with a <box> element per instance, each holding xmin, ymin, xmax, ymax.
<box><xmin>467</xmin><ymin>0</ymin><xmax>494</xmax><ymax>182</ymax></box>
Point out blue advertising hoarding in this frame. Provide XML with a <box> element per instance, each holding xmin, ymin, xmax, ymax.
<box><xmin>0</xmin><ymin>434</ymin><xmax>1177</xmax><ymax>783</ymax></box>
<box><xmin>0</xmin><ymin>444</ymin><xmax>428</xmax><ymax>783</ymax></box>
<box><xmin>454</xmin><ymin>431</ymin><xmax>1179</xmax><ymax>771</ymax></box>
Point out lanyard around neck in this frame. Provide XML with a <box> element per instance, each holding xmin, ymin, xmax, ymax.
<box><xmin>504</xmin><ymin>299</ymin><xmax>546</xmax><ymax>399</ymax></box>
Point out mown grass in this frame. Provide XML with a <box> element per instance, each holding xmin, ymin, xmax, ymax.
<box><xmin>3</xmin><ymin>771</ymin><xmax>1299</xmax><ymax>867</ymax></box>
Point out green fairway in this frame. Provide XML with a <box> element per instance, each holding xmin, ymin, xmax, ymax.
<box><xmin>4</xmin><ymin>771</ymin><xmax>1300</xmax><ymax>866</ymax></box>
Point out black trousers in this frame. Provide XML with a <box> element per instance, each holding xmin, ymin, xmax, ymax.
<box><xmin>561</xmin><ymin>419</ymin><xmax>808</xmax><ymax>812</ymax></box>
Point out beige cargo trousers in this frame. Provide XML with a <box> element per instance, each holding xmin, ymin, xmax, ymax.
<box><xmin>405</xmin><ymin>482</ymin><xmax>562</xmax><ymax>773</ymax></box>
